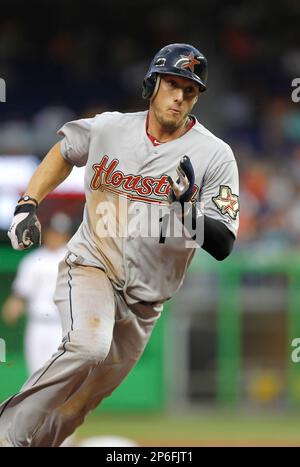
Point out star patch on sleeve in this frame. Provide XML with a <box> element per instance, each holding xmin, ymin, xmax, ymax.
<box><xmin>212</xmin><ymin>185</ymin><xmax>239</xmax><ymax>220</ymax></box>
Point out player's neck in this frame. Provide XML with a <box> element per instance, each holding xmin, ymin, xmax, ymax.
<box><xmin>147</xmin><ymin>109</ymin><xmax>191</xmax><ymax>143</ymax></box>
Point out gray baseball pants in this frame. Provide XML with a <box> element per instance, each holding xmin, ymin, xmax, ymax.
<box><xmin>0</xmin><ymin>253</ymin><xmax>161</xmax><ymax>447</ymax></box>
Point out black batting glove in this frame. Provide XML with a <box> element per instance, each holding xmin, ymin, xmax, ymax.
<box><xmin>167</xmin><ymin>155</ymin><xmax>195</xmax><ymax>204</ymax></box>
<box><xmin>8</xmin><ymin>203</ymin><xmax>41</xmax><ymax>250</ymax></box>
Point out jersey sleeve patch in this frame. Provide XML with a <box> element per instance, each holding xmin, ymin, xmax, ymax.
<box><xmin>212</xmin><ymin>185</ymin><xmax>239</xmax><ymax>220</ymax></box>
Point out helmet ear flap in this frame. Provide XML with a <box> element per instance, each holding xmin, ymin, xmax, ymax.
<box><xmin>142</xmin><ymin>73</ymin><xmax>157</xmax><ymax>99</ymax></box>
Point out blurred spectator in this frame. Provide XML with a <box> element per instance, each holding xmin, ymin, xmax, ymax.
<box><xmin>1</xmin><ymin>213</ymin><xmax>72</xmax><ymax>375</ymax></box>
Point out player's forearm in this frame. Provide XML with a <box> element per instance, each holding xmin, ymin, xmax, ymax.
<box><xmin>180</xmin><ymin>204</ymin><xmax>235</xmax><ymax>260</ymax></box>
<box><xmin>21</xmin><ymin>142</ymin><xmax>73</xmax><ymax>205</ymax></box>
<box><xmin>202</xmin><ymin>215</ymin><xmax>235</xmax><ymax>260</ymax></box>
<box><xmin>8</xmin><ymin>143</ymin><xmax>71</xmax><ymax>250</ymax></box>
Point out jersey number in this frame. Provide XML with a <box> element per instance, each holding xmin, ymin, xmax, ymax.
<box><xmin>159</xmin><ymin>214</ymin><xmax>170</xmax><ymax>244</ymax></box>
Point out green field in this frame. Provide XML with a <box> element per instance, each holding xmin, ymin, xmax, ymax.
<box><xmin>74</xmin><ymin>411</ymin><xmax>300</xmax><ymax>447</ymax></box>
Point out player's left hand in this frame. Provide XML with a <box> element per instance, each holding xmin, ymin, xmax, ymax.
<box><xmin>167</xmin><ymin>155</ymin><xmax>195</xmax><ymax>204</ymax></box>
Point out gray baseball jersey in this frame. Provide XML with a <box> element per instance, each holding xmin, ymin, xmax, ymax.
<box><xmin>0</xmin><ymin>111</ymin><xmax>239</xmax><ymax>447</ymax></box>
<box><xmin>58</xmin><ymin>111</ymin><xmax>239</xmax><ymax>305</ymax></box>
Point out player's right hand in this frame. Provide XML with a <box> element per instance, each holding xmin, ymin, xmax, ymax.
<box><xmin>8</xmin><ymin>203</ymin><xmax>41</xmax><ymax>250</ymax></box>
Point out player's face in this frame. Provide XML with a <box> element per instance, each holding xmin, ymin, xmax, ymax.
<box><xmin>151</xmin><ymin>74</ymin><xmax>199</xmax><ymax>132</ymax></box>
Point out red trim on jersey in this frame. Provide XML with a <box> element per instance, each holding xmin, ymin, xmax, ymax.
<box><xmin>146</xmin><ymin>111</ymin><xmax>196</xmax><ymax>146</ymax></box>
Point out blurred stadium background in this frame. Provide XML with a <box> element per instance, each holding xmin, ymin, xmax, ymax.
<box><xmin>1</xmin><ymin>0</ymin><xmax>300</xmax><ymax>446</ymax></box>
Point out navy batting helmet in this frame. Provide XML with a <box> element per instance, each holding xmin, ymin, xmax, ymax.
<box><xmin>142</xmin><ymin>43</ymin><xmax>208</xmax><ymax>99</ymax></box>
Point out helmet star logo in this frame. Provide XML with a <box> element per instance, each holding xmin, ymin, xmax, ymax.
<box><xmin>212</xmin><ymin>186</ymin><xmax>239</xmax><ymax>220</ymax></box>
<box><xmin>180</xmin><ymin>52</ymin><xmax>200</xmax><ymax>72</ymax></box>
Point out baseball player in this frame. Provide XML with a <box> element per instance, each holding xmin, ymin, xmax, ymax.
<box><xmin>0</xmin><ymin>43</ymin><xmax>239</xmax><ymax>447</ymax></box>
<box><xmin>1</xmin><ymin>213</ymin><xmax>71</xmax><ymax>375</ymax></box>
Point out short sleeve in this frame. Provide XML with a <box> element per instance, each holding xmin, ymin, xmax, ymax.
<box><xmin>200</xmin><ymin>159</ymin><xmax>240</xmax><ymax>238</ymax></box>
<box><xmin>57</xmin><ymin>118</ymin><xmax>94</xmax><ymax>167</ymax></box>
